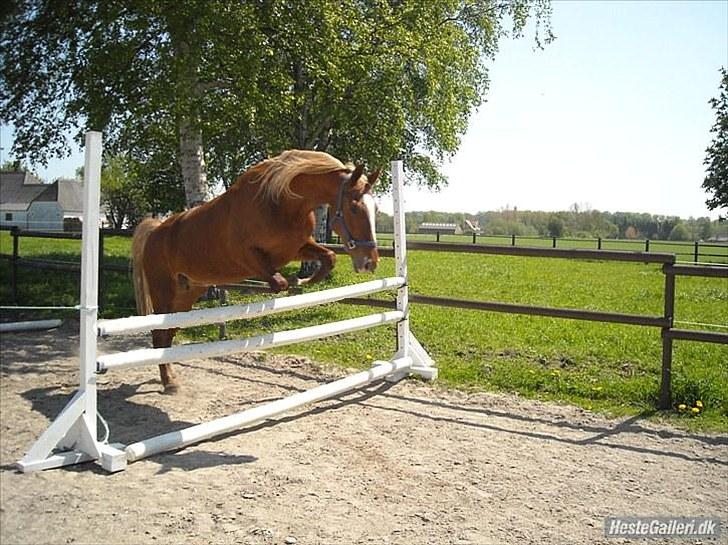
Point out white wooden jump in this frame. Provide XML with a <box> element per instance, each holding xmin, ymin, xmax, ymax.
<box><xmin>17</xmin><ymin>132</ymin><xmax>436</xmax><ymax>473</ymax></box>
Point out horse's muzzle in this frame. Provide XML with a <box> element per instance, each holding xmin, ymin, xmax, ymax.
<box><xmin>354</xmin><ymin>256</ymin><xmax>378</xmax><ymax>274</ymax></box>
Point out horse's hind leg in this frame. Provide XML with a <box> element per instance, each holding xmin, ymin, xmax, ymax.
<box><xmin>146</xmin><ymin>273</ymin><xmax>179</xmax><ymax>392</ymax></box>
<box><xmin>152</xmin><ymin>328</ymin><xmax>179</xmax><ymax>393</ymax></box>
<box><xmin>150</xmin><ymin>274</ymin><xmax>206</xmax><ymax>393</ymax></box>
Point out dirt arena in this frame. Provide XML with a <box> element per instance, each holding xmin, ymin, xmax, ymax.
<box><xmin>1</xmin><ymin>323</ymin><xmax>726</xmax><ymax>545</ymax></box>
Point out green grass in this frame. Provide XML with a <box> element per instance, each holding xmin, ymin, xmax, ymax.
<box><xmin>1</xmin><ymin>230</ymin><xmax>726</xmax><ymax>431</ymax></box>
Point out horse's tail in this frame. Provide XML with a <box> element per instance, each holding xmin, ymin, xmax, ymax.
<box><xmin>131</xmin><ymin>218</ymin><xmax>160</xmax><ymax>316</ymax></box>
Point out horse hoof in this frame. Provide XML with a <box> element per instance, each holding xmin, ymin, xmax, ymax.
<box><xmin>163</xmin><ymin>382</ymin><xmax>181</xmax><ymax>395</ymax></box>
<box><xmin>269</xmin><ymin>273</ymin><xmax>289</xmax><ymax>293</ymax></box>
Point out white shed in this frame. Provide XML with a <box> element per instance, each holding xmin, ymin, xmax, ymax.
<box><xmin>0</xmin><ymin>171</ymin><xmax>83</xmax><ymax>231</ymax></box>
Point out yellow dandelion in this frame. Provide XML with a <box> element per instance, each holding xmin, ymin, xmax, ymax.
<box><xmin>678</xmin><ymin>404</ymin><xmax>687</xmax><ymax>411</ymax></box>
<box><xmin>695</xmin><ymin>400</ymin><xmax>703</xmax><ymax>408</ymax></box>
<box><xmin>691</xmin><ymin>407</ymin><xmax>700</xmax><ymax>415</ymax></box>
<box><xmin>365</xmin><ymin>354</ymin><xmax>373</xmax><ymax>361</ymax></box>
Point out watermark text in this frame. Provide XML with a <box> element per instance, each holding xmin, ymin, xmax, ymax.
<box><xmin>605</xmin><ymin>517</ymin><xmax>721</xmax><ymax>539</ymax></box>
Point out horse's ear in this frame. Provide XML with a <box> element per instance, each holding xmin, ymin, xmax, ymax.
<box><xmin>349</xmin><ymin>164</ymin><xmax>365</xmax><ymax>185</ymax></box>
<box><xmin>367</xmin><ymin>169</ymin><xmax>381</xmax><ymax>190</ymax></box>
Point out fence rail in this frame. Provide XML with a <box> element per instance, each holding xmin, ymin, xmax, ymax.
<box><xmin>373</xmin><ymin>231</ymin><xmax>728</xmax><ymax>263</ymax></box>
<box><xmin>3</xmin><ymin>227</ymin><xmax>726</xmax><ymax>410</ymax></box>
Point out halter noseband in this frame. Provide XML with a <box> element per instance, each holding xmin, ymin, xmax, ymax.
<box><xmin>331</xmin><ymin>179</ymin><xmax>377</xmax><ymax>250</ymax></box>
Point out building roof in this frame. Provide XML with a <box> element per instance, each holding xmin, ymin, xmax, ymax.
<box><xmin>0</xmin><ymin>171</ymin><xmax>46</xmax><ymax>211</ymax></box>
<box><xmin>34</xmin><ymin>178</ymin><xmax>84</xmax><ymax>214</ymax></box>
<box><xmin>0</xmin><ymin>172</ymin><xmax>83</xmax><ymax>213</ymax></box>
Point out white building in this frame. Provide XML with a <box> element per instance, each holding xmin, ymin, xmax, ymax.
<box><xmin>0</xmin><ymin>171</ymin><xmax>83</xmax><ymax>231</ymax></box>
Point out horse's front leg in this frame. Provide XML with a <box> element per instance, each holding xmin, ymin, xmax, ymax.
<box><xmin>251</xmin><ymin>248</ymin><xmax>289</xmax><ymax>293</ymax></box>
<box><xmin>293</xmin><ymin>239</ymin><xmax>336</xmax><ymax>287</ymax></box>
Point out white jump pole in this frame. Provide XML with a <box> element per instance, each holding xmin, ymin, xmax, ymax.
<box><xmin>125</xmin><ymin>357</ymin><xmax>413</xmax><ymax>461</ymax></box>
<box><xmin>17</xmin><ymin>132</ymin><xmax>127</xmax><ymax>473</ymax></box>
<box><xmin>98</xmin><ymin>310</ymin><xmax>404</xmax><ymax>370</ymax></box>
<box><xmin>391</xmin><ymin>160</ymin><xmax>436</xmax><ymax>380</ymax></box>
<box><xmin>98</xmin><ymin>276</ymin><xmax>405</xmax><ymax>336</ymax></box>
<box><xmin>0</xmin><ymin>319</ymin><xmax>63</xmax><ymax>333</ymax></box>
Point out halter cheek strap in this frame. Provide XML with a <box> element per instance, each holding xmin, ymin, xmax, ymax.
<box><xmin>331</xmin><ymin>179</ymin><xmax>377</xmax><ymax>250</ymax></box>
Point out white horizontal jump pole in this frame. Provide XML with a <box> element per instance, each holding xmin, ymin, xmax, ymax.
<box><xmin>98</xmin><ymin>276</ymin><xmax>404</xmax><ymax>337</ymax></box>
<box><xmin>125</xmin><ymin>356</ymin><xmax>413</xmax><ymax>462</ymax></box>
<box><xmin>98</xmin><ymin>311</ymin><xmax>404</xmax><ymax>371</ymax></box>
<box><xmin>0</xmin><ymin>319</ymin><xmax>63</xmax><ymax>333</ymax></box>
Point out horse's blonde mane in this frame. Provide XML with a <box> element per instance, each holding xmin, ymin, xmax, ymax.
<box><xmin>253</xmin><ymin>150</ymin><xmax>350</xmax><ymax>203</ymax></box>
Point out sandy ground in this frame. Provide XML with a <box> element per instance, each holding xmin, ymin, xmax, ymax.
<box><xmin>1</xmin><ymin>323</ymin><xmax>726</xmax><ymax>545</ymax></box>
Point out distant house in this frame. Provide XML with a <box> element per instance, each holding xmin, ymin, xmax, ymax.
<box><xmin>419</xmin><ymin>222</ymin><xmax>458</xmax><ymax>235</ymax></box>
<box><xmin>418</xmin><ymin>220</ymin><xmax>481</xmax><ymax>235</ymax></box>
<box><xmin>0</xmin><ymin>171</ymin><xmax>84</xmax><ymax>231</ymax></box>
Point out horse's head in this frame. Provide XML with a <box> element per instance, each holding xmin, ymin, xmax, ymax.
<box><xmin>330</xmin><ymin>165</ymin><xmax>380</xmax><ymax>274</ymax></box>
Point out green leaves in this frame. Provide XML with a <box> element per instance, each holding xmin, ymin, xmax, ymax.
<box><xmin>2</xmin><ymin>0</ymin><xmax>552</xmax><ymax>210</ymax></box>
<box><xmin>703</xmin><ymin>67</ymin><xmax>728</xmax><ymax>216</ymax></box>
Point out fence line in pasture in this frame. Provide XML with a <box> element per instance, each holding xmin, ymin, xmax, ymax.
<box><xmin>371</xmin><ymin>231</ymin><xmax>728</xmax><ymax>263</ymax></box>
<box><xmin>2</xmin><ymin>210</ymin><xmax>726</xmax><ymax>414</ymax></box>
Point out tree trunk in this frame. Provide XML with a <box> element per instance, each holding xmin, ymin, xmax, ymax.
<box><xmin>292</xmin><ymin>60</ymin><xmax>329</xmax><ymax>279</ymax></box>
<box><xmin>178</xmin><ymin>118</ymin><xmax>210</xmax><ymax>208</ymax></box>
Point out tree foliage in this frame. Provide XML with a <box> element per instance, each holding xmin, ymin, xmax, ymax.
<box><xmin>380</xmin><ymin>208</ymin><xmax>723</xmax><ymax>240</ymax></box>
<box><xmin>667</xmin><ymin>223</ymin><xmax>689</xmax><ymax>242</ymax></box>
<box><xmin>1</xmin><ymin>0</ymin><xmax>553</xmax><ymax>212</ymax></box>
<box><xmin>98</xmin><ymin>156</ymin><xmax>147</xmax><ymax>230</ymax></box>
<box><xmin>546</xmin><ymin>215</ymin><xmax>564</xmax><ymax>237</ymax></box>
<box><xmin>703</xmin><ymin>67</ymin><xmax>728</xmax><ymax>216</ymax></box>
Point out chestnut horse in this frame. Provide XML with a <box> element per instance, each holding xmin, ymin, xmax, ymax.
<box><xmin>132</xmin><ymin>150</ymin><xmax>380</xmax><ymax>392</ymax></box>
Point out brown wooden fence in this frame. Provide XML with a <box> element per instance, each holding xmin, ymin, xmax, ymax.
<box><xmin>331</xmin><ymin>241</ymin><xmax>728</xmax><ymax>409</ymax></box>
<box><xmin>374</xmin><ymin>231</ymin><xmax>728</xmax><ymax>263</ymax></box>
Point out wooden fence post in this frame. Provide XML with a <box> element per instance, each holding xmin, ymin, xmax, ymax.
<box><xmin>645</xmin><ymin>239</ymin><xmax>650</xmax><ymax>252</ymax></box>
<box><xmin>597</xmin><ymin>237</ymin><xmax>602</xmax><ymax>250</ymax></box>
<box><xmin>659</xmin><ymin>263</ymin><xmax>676</xmax><ymax>410</ymax></box>
<box><xmin>218</xmin><ymin>288</ymin><xmax>228</xmax><ymax>340</ymax></box>
<box><xmin>552</xmin><ymin>236</ymin><xmax>557</xmax><ymax>248</ymax></box>
<box><xmin>11</xmin><ymin>227</ymin><xmax>19</xmax><ymax>303</ymax></box>
<box><xmin>511</xmin><ymin>234</ymin><xmax>516</xmax><ymax>246</ymax></box>
<box><xmin>694</xmin><ymin>241</ymin><xmax>699</xmax><ymax>263</ymax></box>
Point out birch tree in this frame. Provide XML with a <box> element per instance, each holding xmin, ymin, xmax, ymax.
<box><xmin>1</xmin><ymin>0</ymin><xmax>552</xmax><ymax>211</ymax></box>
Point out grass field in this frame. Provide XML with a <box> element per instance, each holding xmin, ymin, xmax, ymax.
<box><xmin>1</xmin><ymin>230</ymin><xmax>726</xmax><ymax>431</ymax></box>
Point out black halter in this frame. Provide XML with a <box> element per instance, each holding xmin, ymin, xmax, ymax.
<box><xmin>330</xmin><ymin>179</ymin><xmax>377</xmax><ymax>250</ymax></box>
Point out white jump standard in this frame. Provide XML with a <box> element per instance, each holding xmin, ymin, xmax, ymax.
<box><xmin>17</xmin><ymin>136</ymin><xmax>436</xmax><ymax>473</ymax></box>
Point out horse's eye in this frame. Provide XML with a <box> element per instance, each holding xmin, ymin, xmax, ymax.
<box><xmin>349</xmin><ymin>205</ymin><xmax>358</xmax><ymax>214</ymax></box>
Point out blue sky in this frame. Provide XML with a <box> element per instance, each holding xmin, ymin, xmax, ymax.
<box><xmin>1</xmin><ymin>0</ymin><xmax>726</xmax><ymax>219</ymax></box>
<box><xmin>404</xmin><ymin>0</ymin><xmax>728</xmax><ymax>219</ymax></box>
